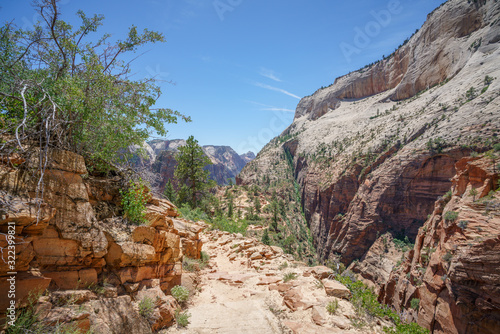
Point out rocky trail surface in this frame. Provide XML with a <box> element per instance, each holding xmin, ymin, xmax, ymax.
<box><xmin>163</xmin><ymin>230</ymin><xmax>392</xmax><ymax>334</ymax></box>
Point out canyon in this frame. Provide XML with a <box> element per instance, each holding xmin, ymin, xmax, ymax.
<box><xmin>1</xmin><ymin>0</ymin><xmax>500</xmax><ymax>333</ymax></box>
<box><xmin>238</xmin><ymin>0</ymin><xmax>500</xmax><ymax>332</ymax></box>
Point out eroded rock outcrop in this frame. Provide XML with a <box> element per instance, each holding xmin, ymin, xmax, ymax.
<box><xmin>0</xmin><ymin>149</ymin><xmax>204</xmax><ymax>332</ymax></box>
<box><xmin>379</xmin><ymin>156</ymin><xmax>500</xmax><ymax>334</ymax></box>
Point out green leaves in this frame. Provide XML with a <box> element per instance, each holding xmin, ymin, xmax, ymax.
<box><xmin>120</xmin><ymin>180</ymin><xmax>148</xmax><ymax>225</ymax></box>
<box><xmin>1</xmin><ymin>2</ymin><xmax>188</xmax><ymax>167</ymax></box>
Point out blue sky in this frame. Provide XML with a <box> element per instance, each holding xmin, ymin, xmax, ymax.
<box><xmin>1</xmin><ymin>0</ymin><xmax>446</xmax><ymax>154</ymax></box>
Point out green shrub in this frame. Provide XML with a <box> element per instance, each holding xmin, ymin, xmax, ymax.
<box><xmin>171</xmin><ymin>285</ymin><xmax>189</xmax><ymax>303</ymax></box>
<box><xmin>465</xmin><ymin>87</ymin><xmax>477</xmax><ymax>100</ymax></box>
<box><xmin>393</xmin><ymin>236</ymin><xmax>414</xmax><ymax>252</ymax></box>
<box><xmin>183</xmin><ymin>252</ymin><xmax>210</xmax><ymax>272</ymax></box>
<box><xmin>469</xmin><ymin>188</ymin><xmax>478</xmax><ymax>201</ymax></box>
<box><xmin>384</xmin><ymin>322</ymin><xmax>430</xmax><ymax>334</ymax></box>
<box><xmin>182</xmin><ymin>257</ymin><xmax>200</xmax><ymax>272</ymax></box>
<box><xmin>120</xmin><ymin>180</ymin><xmax>148</xmax><ymax>225</ymax></box>
<box><xmin>175</xmin><ymin>309</ymin><xmax>191</xmax><ymax>327</ymax></box>
<box><xmin>458</xmin><ymin>220</ymin><xmax>469</xmax><ymax>230</ymax></box>
<box><xmin>200</xmin><ymin>251</ymin><xmax>210</xmax><ymax>264</ymax></box>
<box><xmin>442</xmin><ymin>251</ymin><xmax>453</xmax><ymax>263</ymax></box>
<box><xmin>410</xmin><ymin>298</ymin><xmax>420</xmax><ymax>311</ymax></box>
<box><xmin>444</xmin><ymin>211</ymin><xmax>459</xmax><ymax>222</ymax></box>
<box><xmin>336</xmin><ymin>274</ymin><xmax>429</xmax><ymax>333</ymax></box>
<box><xmin>261</xmin><ymin>229</ymin><xmax>271</xmax><ymax>245</ymax></box>
<box><xmin>442</xmin><ymin>190</ymin><xmax>452</xmax><ymax>202</ymax></box>
<box><xmin>278</xmin><ymin>262</ymin><xmax>289</xmax><ymax>270</ymax></box>
<box><xmin>283</xmin><ymin>272</ymin><xmax>298</xmax><ymax>282</ymax></box>
<box><xmin>6</xmin><ymin>304</ymin><xmax>44</xmax><ymax>334</ymax></box>
<box><xmin>210</xmin><ymin>216</ymin><xmax>248</xmax><ymax>235</ymax></box>
<box><xmin>178</xmin><ymin>204</ymin><xmax>210</xmax><ymax>222</ymax></box>
<box><xmin>326</xmin><ymin>299</ymin><xmax>339</xmax><ymax>314</ymax></box>
<box><xmin>138</xmin><ymin>296</ymin><xmax>155</xmax><ymax>318</ymax></box>
<box><xmin>426</xmin><ymin>137</ymin><xmax>446</xmax><ymax>154</ymax></box>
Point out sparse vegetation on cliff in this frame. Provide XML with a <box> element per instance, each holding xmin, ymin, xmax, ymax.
<box><xmin>138</xmin><ymin>296</ymin><xmax>155</xmax><ymax>319</ymax></box>
<box><xmin>120</xmin><ymin>180</ymin><xmax>148</xmax><ymax>224</ymax></box>
<box><xmin>336</xmin><ymin>275</ymin><xmax>429</xmax><ymax>333</ymax></box>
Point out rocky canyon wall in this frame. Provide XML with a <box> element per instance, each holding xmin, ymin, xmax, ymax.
<box><xmin>0</xmin><ymin>150</ymin><xmax>204</xmax><ymax>332</ymax></box>
<box><xmin>238</xmin><ymin>1</ymin><xmax>500</xmax><ymax>333</ymax></box>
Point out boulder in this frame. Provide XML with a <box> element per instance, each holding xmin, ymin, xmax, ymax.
<box><xmin>322</xmin><ymin>280</ymin><xmax>351</xmax><ymax>299</ymax></box>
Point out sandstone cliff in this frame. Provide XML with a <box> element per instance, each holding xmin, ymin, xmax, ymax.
<box><xmin>379</xmin><ymin>156</ymin><xmax>499</xmax><ymax>334</ymax></box>
<box><xmin>238</xmin><ymin>1</ymin><xmax>500</xmax><ymax>333</ymax></box>
<box><xmin>0</xmin><ymin>150</ymin><xmax>204</xmax><ymax>332</ymax></box>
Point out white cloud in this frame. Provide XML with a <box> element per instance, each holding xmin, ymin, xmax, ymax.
<box><xmin>254</xmin><ymin>82</ymin><xmax>301</xmax><ymax>99</ymax></box>
<box><xmin>261</xmin><ymin>107</ymin><xmax>295</xmax><ymax>112</ymax></box>
<box><xmin>246</xmin><ymin>101</ymin><xmax>295</xmax><ymax>113</ymax></box>
<box><xmin>259</xmin><ymin>67</ymin><xmax>282</xmax><ymax>82</ymax></box>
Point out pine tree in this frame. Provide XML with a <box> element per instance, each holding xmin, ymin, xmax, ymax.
<box><xmin>163</xmin><ymin>179</ymin><xmax>176</xmax><ymax>202</ymax></box>
<box><xmin>227</xmin><ymin>194</ymin><xmax>234</xmax><ymax>218</ymax></box>
<box><xmin>174</xmin><ymin>136</ymin><xmax>215</xmax><ymax>208</ymax></box>
<box><xmin>262</xmin><ymin>229</ymin><xmax>270</xmax><ymax>245</ymax></box>
<box><xmin>270</xmin><ymin>192</ymin><xmax>279</xmax><ymax>231</ymax></box>
<box><xmin>254</xmin><ymin>196</ymin><xmax>261</xmax><ymax>214</ymax></box>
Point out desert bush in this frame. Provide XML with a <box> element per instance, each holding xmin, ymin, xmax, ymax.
<box><xmin>183</xmin><ymin>251</ymin><xmax>210</xmax><ymax>272</ymax></box>
<box><xmin>175</xmin><ymin>309</ymin><xmax>191</xmax><ymax>328</ymax></box>
<box><xmin>326</xmin><ymin>299</ymin><xmax>339</xmax><ymax>314</ymax></box>
<box><xmin>410</xmin><ymin>298</ymin><xmax>420</xmax><ymax>311</ymax></box>
<box><xmin>171</xmin><ymin>285</ymin><xmax>189</xmax><ymax>303</ymax></box>
<box><xmin>283</xmin><ymin>272</ymin><xmax>298</xmax><ymax>282</ymax></box>
<box><xmin>178</xmin><ymin>204</ymin><xmax>210</xmax><ymax>222</ymax></box>
<box><xmin>444</xmin><ymin>211</ymin><xmax>459</xmax><ymax>222</ymax></box>
<box><xmin>442</xmin><ymin>251</ymin><xmax>453</xmax><ymax>263</ymax></box>
<box><xmin>458</xmin><ymin>220</ymin><xmax>469</xmax><ymax>230</ymax></box>
<box><xmin>278</xmin><ymin>262</ymin><xmax>289</xmax><ymax>270</ymax></box>
<box><xmin>210</xmin><ymin>216</ymin><xmax>248</xmax><ymax>235</ymax></box>
<box><xmin>138</xmin><ymin>296</ymin><xmax>155</xmax><ymax>318</ymax></box>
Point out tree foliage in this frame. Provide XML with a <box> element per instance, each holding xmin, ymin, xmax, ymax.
<box><xmin>163</xmin><ymin>179</ymin><xmax>176</xmax><ymax>202</ymax></box>
<box><xmin>174</xmin><ymin>136</ymin><xmax>215</xmax><ymax>208</ymax></box>
<box><xmin>0</xmin><ymin>0</ymin><xmax>189</xmax><ymax>173</ymax></box>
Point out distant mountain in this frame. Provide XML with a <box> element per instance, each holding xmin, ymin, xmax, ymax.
<box><xmin>135</xmin><ymin>139</ymin><xmax>254</xmax><ymax>188</ymax></box>
<box><xmin>240</xmin><ymin>151</ymin><xmax>256</xmax><ymax>164</ymax></box>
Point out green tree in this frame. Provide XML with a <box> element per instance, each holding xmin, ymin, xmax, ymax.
<box><xmin>270</xmin><ymin>192</ymin><xmax>279</xmax><ymax>231</ymax></box>
<box><xmin>261</xmin><ymin>229</ymin><xmax>270</xmax><ymax>245</ymax></box>
<box><xmin>0</xmin><ymin>1</ymin><xmax>189</xmax><ymax>172</ymax></box>
<box><xmin>174</xmin><ymin>136</ymin><xmax>215</xmax><ymax>208</ymax></box>
<box><xmin>469</xmin><ymin>187</ymin><xmax>478</xmax><ymax>201</ymax></box>
<box><xmin>254</xmin><ymin>196</ymin><xmax>261</xmax><ymax>214</ymax></box>
<box><xmin>163</xmin><ymin>179</ymin><xmax>176</xmax><ymax>202</ymax></box>
<box><xmin>227</xmin><ymin>193</ymin><xmax>234</xmax><ymax>218</ymax></box>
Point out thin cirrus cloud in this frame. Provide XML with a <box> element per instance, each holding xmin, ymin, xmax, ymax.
<box><xmin>259</xmin><ymin>67</ymin><xmax>282</xmax><ymax>82</ymax></box>
<box><xmin>247</xmin><ymin>101</ymin><xmax>295</xmax><ymax>113</ymax></box>
<box><xmin>254</xmin><ymin>82</ymin><xmax>301</xmax><ymax>100</ymax></box>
